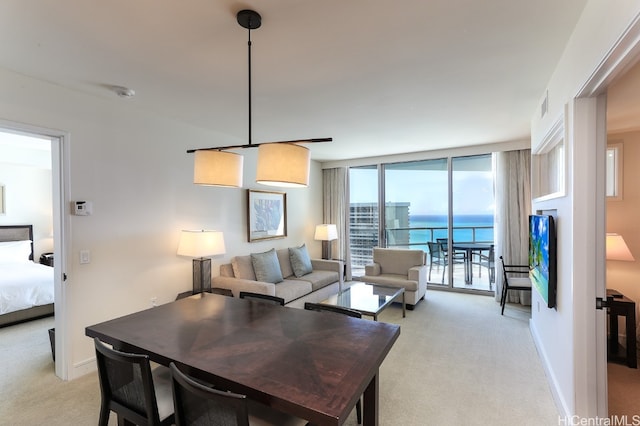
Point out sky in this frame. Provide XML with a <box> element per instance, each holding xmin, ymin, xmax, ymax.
<box><xmin>350</xmin><ymin>168</ymin><xmax>494</xmax><ymax>216</ymax></box>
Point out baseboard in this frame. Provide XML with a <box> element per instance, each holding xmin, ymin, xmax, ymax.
<box><xmin>529</xmin><ymin>318</ymin><xmax>571</xmax><ymax>418</ymax></box>
<box><xmin>70</xmin><ymin>356</ymin><xmax>97</xmax><ymax>380</ymax></box>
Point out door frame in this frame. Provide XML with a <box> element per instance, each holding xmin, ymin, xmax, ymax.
<box><xmin>574</xmin><ymin>17</ymin><xmax>640</xmax><ymax>415</ymax></box>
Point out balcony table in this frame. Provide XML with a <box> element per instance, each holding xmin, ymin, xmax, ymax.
<box><xmin>452</xmin><ymin>242</ymin><xmax>493</xmax><ymax>284</ymax></box>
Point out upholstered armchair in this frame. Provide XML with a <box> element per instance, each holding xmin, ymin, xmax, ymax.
<box><xmin>359</xmin><ymin>248</ymin><xmax>427</xmax><ymax>309</ymax></box>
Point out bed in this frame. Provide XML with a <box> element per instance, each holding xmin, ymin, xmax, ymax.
<box><xmin>0</xmin><ymin>225</ymin><xmax>54</xmax><ymax>327</ymax></box>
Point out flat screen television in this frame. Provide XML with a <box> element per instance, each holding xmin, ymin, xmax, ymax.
<box><xmin>528</xmin><ymin>214</ymin><xmax>557</xmax><ymax>309</ymax></box>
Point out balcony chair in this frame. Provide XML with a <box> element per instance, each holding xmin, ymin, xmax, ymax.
<box><xmin>498</xmin><ymin>256</ymin><xmax>531</xmax><ymax>315</ymax></box>
<box><xmin>94</xmin><ymin>338</ymin><xmax>175</xmax><ymax>426</ymax></box>
<box><xmin>475</xmin><ymin>244</ymin><xmax>495</xmax><ymax>288</ymax></box>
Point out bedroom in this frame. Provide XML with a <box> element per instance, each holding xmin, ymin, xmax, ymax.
<box><xmin>0</xmin><ymin>132</ymin><xmax>55</xmax><ymax>333</ymax></box>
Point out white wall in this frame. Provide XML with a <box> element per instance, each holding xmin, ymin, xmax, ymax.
<box><xmin>0</xmin><ymin>67</ymin><xmax>323</xmax><ymax>379</ymax></box>
<box><xmin>0</xmin><ymin>160</ymin><xmax>53</xmax><ymax>257</ymax></box>
<box><xmin>530</xmin><ymin>0</ymin><xmax>640</xmax><ymax>418</ymax></box>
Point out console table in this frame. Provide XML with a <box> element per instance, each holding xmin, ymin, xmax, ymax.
<box><xmin>607</xmin><ymin>289</ymin><xmax>637</xmax><ymax>368</ymax></box>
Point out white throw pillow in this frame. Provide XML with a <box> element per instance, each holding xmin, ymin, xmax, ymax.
<box><xmin>0</xmin><ymin>240</ymin><xmax>32</xmax><ymax>263</ymax></box>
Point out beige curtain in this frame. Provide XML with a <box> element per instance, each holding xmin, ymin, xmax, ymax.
<box><xmin>322</xmin><ymin>167</ymin><xmax>352</xmax><ymax>280</ymax></box>
<box><xmin>494</xmin><ymin>149</ymin><xmax>531</xmax><ymax>305</ymax></box>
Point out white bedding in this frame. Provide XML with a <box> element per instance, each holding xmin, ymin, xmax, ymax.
<box><xmin>0</xmin><ymin>262</ymin><xmax>54</xmax><ymax>315</ymax></box>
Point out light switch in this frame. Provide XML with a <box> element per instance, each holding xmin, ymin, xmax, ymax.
<box><xmin>80</xmin><ymin>250</ymin><xmax>90</xmax><ymax>264</ymax></box>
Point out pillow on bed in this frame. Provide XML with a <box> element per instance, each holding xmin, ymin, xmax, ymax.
<box><xmin>0</xmin><ymin>240</ymin><xmax>32</xmax><ymax>263</ymax></box>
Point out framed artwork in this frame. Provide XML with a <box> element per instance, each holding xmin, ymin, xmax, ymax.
<box><xmin>247</xmin><ymin>190</ymin><xmax>287</xmax><ymax>242</ymax></box>
<box><xmin>0</xmin><ymin>185</ymin><xmax>4</xmax><ymax>215</ymax></box>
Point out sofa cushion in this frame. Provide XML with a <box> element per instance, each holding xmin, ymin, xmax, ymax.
<box><xmin>231</xmin><ymin>255</ymin><xmax>256</xmax><ymax>280</ymax></box>
<box><xmin>273</xmin><ymin>279</ymin><xmax>313</xmax><ymax>303</ymax></box>
<box><xmin>251</xmin><ymin>249</ymin><xmax>284</xmax><ymax>283</ymax></box>
<box><xmin>289</xmin><ymin>244</ymin><xmax>313</xmax><ymax>277</ymax></box>
<box><xmin>276</xmin><ymin>249</ymin><xmax>294</xmax><ymax>278</ymax></box>
<box><xmin>290</xmin><ymin>269</ymin><xmax>339</xmax><ymax>292</ymax></box>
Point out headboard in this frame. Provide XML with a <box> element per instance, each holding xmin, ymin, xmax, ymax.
<box><xmin>0</xmin><ymin>225</ymin><xmax>34</xmax><ymax>260</ymax></box>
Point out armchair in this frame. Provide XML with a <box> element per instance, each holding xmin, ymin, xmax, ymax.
<box><xmin>359</xmin><ymin>248</ymin><xmax>427</xmax><ymax>309</ymax></box>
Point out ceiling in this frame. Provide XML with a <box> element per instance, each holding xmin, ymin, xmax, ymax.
<box><xmin>0</xmin><ymin>1</ymin><xmax>590</xmax><ymax>161</ymax></box>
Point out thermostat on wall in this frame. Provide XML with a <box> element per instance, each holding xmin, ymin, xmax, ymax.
<box><xmin>73</xmin><ymin>201</ymin><xmax>93</xmax><ymax>216</ymax></box>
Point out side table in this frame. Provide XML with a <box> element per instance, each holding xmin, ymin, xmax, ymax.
<box><xmin>607</xmin><ymin>289</ymin><xmax>637</xmax><ymax>368</ymax></box>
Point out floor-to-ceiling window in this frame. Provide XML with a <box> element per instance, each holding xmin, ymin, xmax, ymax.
<box><xmin>349</xmin><ymin>165</ymin><xmax>379</xmax><ymax>276</ymax></box>
<box><xmin>349</xmin><ymin>153</ymin><xmax>495</xmax><ymax>294</ymax></box>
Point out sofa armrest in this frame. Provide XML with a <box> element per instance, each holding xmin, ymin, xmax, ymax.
<box><xmin>311</xmin><ymin>258</ymin><xmax>341</xmax><ymax>273</ymax></box>
<box><xmin>311</xmin><ymin>258</ymin><xmax>344</xmax><ymax>287</ymax></box>
<box><xmin>211</xmin><ymin>276</ymin><xmax>276</xmax><ymax>298</ymax></box>
<box><xmin>365</xmin><ymin>263</ymin><xmax>381</xmax><ymax>276</ymax></box>
<box><xmin>408</xmin><ymin>264</ymin><xmax>427</xmax><ymax>282</ymax></box>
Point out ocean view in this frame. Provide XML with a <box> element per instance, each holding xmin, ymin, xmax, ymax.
<box><xmin>408</xmin><ymin>214</ymin><xmax>494</xmax><ymax>246</ymax></box>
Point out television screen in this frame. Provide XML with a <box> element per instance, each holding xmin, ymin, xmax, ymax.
<box><xmin>528</xmin><ymin>214</ymin><xmax>557</xmax><ymax>309</ymax></box>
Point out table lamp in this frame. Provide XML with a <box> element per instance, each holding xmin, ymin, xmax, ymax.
<box><xmin>177</xmin><ymin>230</ymin><xmax>226</xmax><ymax>294</ymax></box>
<box><xmin>606</xmin><ymin>233</ymin><xmax>635</xmax><ymax>261</ymax></box>
<box><xmin>314</xmin><ymin>224</ymin><xmax>338</xmax><ymax>260</ymax></box>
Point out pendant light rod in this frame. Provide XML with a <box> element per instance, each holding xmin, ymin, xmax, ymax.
<box><xmin>187</xmin><ymin>138</ymin><xmax>332</xmax><ymax>154</ymax></box>
<box><xmin>246</xmin><ymin>13</ymin><xmax>254</xmax><ymax>146</ymax></box>
<box><xmin>187</xmin><ymin>9</ymin><xmax>332</xmax><ymax>156</ymax></box>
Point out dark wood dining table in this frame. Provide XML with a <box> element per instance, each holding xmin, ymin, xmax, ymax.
<box><xmin>85</xmin><ymin>292</ymin><xmax>400</xmax><ymax>426</ymax></box>
<box><xmin>452</xmin><ymin>242</ymin><xmax>493</xmax><ymax>284</ymax></box>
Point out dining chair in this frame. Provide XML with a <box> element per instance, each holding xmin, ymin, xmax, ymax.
<box><xmin>303</xmin><ymin>303</ymin><xmax>363</xmax><ymax>424</ymax></box>
<box><xmin>169</xmin><ymin>362</ymin><xmax>308</xmax><ymax>426</ymax></box>
<box><xmin>498</xmin><ymin>256</ymin><xmax>532</xmax><ymax>315</ymax></box>
<box><xmin>94</xmin><ymin>338</ymin><xmax>175</xmax><ymax>426</ymax></box>
<box><xmin>238</xmin><ymin>291</ymin><xmax>285</xmax><ymax>306</ymax></box>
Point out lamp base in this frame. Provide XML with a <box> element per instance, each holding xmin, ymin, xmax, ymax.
<box><xmin>192</xmin><ymin>258</ymin><xmax>212</xmax><ymax>294</ymax></box>
<box><xmin>322</xmin><ymin>241</ymin><xmax>332</xmax><ymax>260</ymax></box>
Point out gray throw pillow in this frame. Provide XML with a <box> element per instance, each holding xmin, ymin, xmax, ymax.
<box><xmin>289</xmin><ymin>244</ymin><xmax>312</xmax><ymax>277</ymax></box>
<box><xmin>251</xmin><ymin>249</ymin><xmax>284</xmax><ymax>283</ymax></box>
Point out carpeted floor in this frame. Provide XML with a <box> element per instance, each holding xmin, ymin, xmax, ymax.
<box><xmin>0</xmin><ymin>290</ymin><xmax>594</xmax><ymax>425</ymax></box>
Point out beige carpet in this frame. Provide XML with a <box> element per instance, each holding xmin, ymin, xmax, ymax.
<box><xmin>1</xmin><ymin>290</ymin><xmax>564</xmax><ymax>425</ymax></box>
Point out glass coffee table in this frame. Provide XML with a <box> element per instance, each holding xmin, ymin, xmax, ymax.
<box><xmin>321</xmin><ymin>282</ymin><xmax>405</xmax><ymax>321</ymax></box>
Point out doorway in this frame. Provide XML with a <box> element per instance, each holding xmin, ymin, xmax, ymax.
<box><xmin>0</xmin><ymin>122</ymin><xmax>68</xmax><ymax>380</ymax></box>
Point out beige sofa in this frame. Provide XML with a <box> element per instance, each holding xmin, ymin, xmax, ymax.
<box><xmin>359</xmin><ymin>248</ymin><xmax>427</xmax><ymax>309</ymax></box>
<box><xmin>211</xmin><ymin>246</ymin><xmax>343</xmax><ymax>309</ymax></box>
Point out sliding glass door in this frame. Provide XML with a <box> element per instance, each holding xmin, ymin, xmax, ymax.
<box><xmin>451</xmin><ymin>155</ymin><xmax>495</xmax><ymax>290</ymax></box>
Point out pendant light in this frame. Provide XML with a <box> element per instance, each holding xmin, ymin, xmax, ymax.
<box><xmin>188</xmin><ymin>9</ymin><xmax>331</xmax><ymax>188</ymax></box>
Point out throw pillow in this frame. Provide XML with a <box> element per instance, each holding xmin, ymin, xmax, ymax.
<box><xmin>289</xmin><ymin>244</ymin><xmax>312</xmax><ymax>277</ymax></box>
<box><xmin>251</xmin><ymin>249</ymin><xmax>284</xmax><ymax>283</ymax></box>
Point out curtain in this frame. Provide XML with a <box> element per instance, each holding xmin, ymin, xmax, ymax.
<box><xmin>322</xmin><ymin>167</ymin><xmax>352</xmax><ymax>280</ymax></box>
<box><xmin>494</xmin><ymin>149</ymin><xmax>531</xmax><ymax>305</ymax></box>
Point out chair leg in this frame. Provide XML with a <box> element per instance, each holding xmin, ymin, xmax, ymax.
<box><xmin>98</xmin><ymin>404</ymin><xmax>110</xmax><ymax>426</ymax></box>
<box><xmin>356</xmin><ymin>398</ymin><xmax>362</xmax><ymax>424</ymax></box>
<box><xmin>500</xmin><ymin>286</ymin><xmax>508</xmax><ymax>315</ymax></box>
<box><xmin>428</xmin><ymin>263</ymin><xmax>433</xmax><ymax>281</ymax></box>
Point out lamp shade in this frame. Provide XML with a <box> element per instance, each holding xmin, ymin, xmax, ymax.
<box><xmin>194</xmin><ymin>150</ymin><xmax>243</xmax><ymax>188</ymax></box>
<box><xmin>177</xmin><ymin>230</ymin><xmax>226</xmax><ymax>258</ymax></box>
<box><xmin>314</xmin><ymin>224</ymin><xmax>338</xmax><ymax>241</ymax></box>
<box><xmin>606</xmin><ymin>233</ymin><xmax>635</xmax><ymax>261</ymax></box>
<box><xmin>256</xmin><ymin>143</ymin><xmax>310</xmax><ymax>187</ymax></box>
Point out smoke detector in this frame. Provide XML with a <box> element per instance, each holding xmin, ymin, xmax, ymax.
<box><xmin>111</xmin><ymin>86</ymin><xmax>135</xmax><ymax>98</ymax></box>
